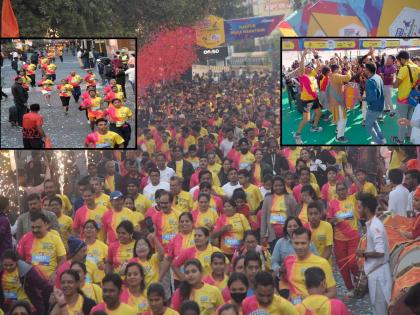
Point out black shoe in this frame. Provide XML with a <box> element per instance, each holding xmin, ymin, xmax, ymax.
<box><xmin>389</xmin><ymin>112</ymin><xmax>396</xmax><ymax>118</ymax></box>
<box><xmin>335</xmin><ymin>136</ymin><xmax>348</xmax><ymax>143</ymax></box>
<box><xmin>390</xmin><ymin>136</ymin><xmax>403</xmax><ymax>145</ymax></box>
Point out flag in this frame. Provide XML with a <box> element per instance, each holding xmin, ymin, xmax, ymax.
<box><xmin>1</xmin><ymin>0</ymin><xmax>19</xmax><ymax>37</ymax></box>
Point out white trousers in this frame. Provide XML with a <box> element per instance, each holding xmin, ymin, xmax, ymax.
<box><xmin>367</xmin><ymin>263</ymin><xmax>392</xmax><ymax>315</ymax></box>
<box><xmin>337</xmin><ymin>106</ymin><xmax>347</xmax><ymax>138</ymax></box>
<box><xmin>384</xmin><ymin>85</ymin><xmax>394</xmax><ymax>112</ymax></box>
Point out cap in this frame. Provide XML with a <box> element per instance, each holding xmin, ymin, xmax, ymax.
<box><xmin>67</xmin><ymin>236</ymin><xmax>86</xmax><ymax>257</ymax></box>
<box><xmin>110</xmin><ymin>191</ymin><xmax>124</xmax><ymax>200</ymax></box>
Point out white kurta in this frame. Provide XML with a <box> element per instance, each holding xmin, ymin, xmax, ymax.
<box><xmin>365</xmin><ymin>216</ymin><xmax>392</xmax><ymax>315</ymax></box>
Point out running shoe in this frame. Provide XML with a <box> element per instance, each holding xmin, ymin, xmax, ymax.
<box><xmin>390</xmin><ymin>136</ymin><xmax>403</xmax><ymax>145</ymax></box>
<box><xmin>293</xmin><ymin>133</ymin><xmax>303</xmax><ymax>144</ymax></box>
<box><xmin>335</xmin><ymin>136</ymin><xmax>348</xmax><ymax>143</ymax></box>
<box><xmin>310</xmin><ymin>126</ymin><xmax>323</xmax><ymax>132</ymax></box>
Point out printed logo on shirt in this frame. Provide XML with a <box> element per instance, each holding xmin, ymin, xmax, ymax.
<box><xmin>32</xmin><ymin>254</ymin><xmax>51</xmax><ymax>265</ymax></box>
<box><xmin>317</xmin><ymin>235</ymin><xmax>326</xmax><ymax>242</ymax></box>
<box><xmin>42</xmin><ymin>242</ymin><xmax>54</xmax><ymax>250</ymax></box>
<box><xmin>336</xmin><ymin>211</ymin><xmax>353</xmax><ymax>220</ymax></box>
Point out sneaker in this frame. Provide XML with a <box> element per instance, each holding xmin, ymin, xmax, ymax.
<box><xmin>310</xmin><ymin>126</ymin><xmax>323</xmax><ymax>132</ymax></box>
<box><xmin>335</xmin><ymin>136</ymin><xmax>348</xmax><ymax>143</ymax></box>
<box><xmin>47</xmin><ymin>104</ymin><xmax>51</xmax><ymax>107</ymax></box>
<box><xmin>389</xmin><ymin>112</ymin><xmax>396</xmax><ymax>118</ymax></box>
<box><xmin>381</xmin><ymin>139</ymin><xmax>387</xmax><ymax>144</ymax></box>
<box><xmin>383</xmin><ymin>110</ymin><xmax>390</xmax><ymax>114</ymax></box>
<box><xmin>378</xmin><ymin>116</ymin><xmax>384</xmax><ymax>123</ymax></box>
<box><xmin>390</xmin><ymin>136</ymin><xmax>403</xmax><ymax>145</ymax></box>
<box><xmin>323</xmin><ymin>116</ymin><xmax>332</xmax><ymax>122</ymax></box>
<box><xmin>293</xmin><ymin>133</ymin><xmax>303</xmax><ymax>144</ymax></box>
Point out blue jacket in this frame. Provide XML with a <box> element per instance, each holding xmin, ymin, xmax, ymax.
<box><xmin>366</xmin><ymin>74</ymin><xmax>385</xmax><ymax>112</ymax></box>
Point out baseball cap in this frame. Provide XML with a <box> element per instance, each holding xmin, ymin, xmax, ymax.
<box><xmin>110</xmin><ymin>191</ymin><xmax>124</xmax><ymax>200</ymax></box>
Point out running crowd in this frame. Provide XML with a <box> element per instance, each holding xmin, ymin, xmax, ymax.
<box><xmin>0</xmin><ymin>147</ymin><xmax>420</xmax><ymax>315</ymax></box>
<box><xmin>282</xmin><ymin>48</ymin><xmax>420</xmax><ymax>144</ymax></box>
<box><xmin>4</xmin><ymin>45</ymin><xmax>135</xmax><ymax>148</ymax></box>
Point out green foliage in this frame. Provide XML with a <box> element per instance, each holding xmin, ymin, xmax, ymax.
<box><xmin>12</xmin><ymin>0</ymin><xmax>244</xmax><ymax>47</ymax></box>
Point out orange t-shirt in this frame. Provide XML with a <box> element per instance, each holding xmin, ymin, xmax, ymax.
<box><xmin>22</xmin><ymin>112</ymin><xmax>43</xmax><ymax>139</ymax></box>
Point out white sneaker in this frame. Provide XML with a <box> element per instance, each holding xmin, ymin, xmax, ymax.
<box><xmin>47</xmin><ymin>104</ymin><xmax>51</xmax><ymax>107</ymax></box>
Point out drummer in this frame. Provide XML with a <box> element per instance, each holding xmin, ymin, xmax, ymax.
<box><xmin>400</xmin><ymin>186</ymin><xmax>420</xmax><ymax>240</ymax></box>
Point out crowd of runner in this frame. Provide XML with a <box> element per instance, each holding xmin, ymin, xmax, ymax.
<box><xmin>0</xmin><ymin>147</ymin><xmax>419</xmax><ymax>315</ymax></box>
<box><xmin>282</xmin><ymin>47</ymin><xmax>420</xmax><ymax>144</ymax></box>
<box><xmin>2</xmin><ymin>44</ymin><xmax>135</xmax><ymax>148</ymax></box>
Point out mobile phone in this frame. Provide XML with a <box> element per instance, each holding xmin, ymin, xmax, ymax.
<box><xmin>144</xmin><ymin>217</ymin><xmax>154</xmax><ymax>233</ymax></box>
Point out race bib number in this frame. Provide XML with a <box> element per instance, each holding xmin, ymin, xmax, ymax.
<box><xmin>162</xmin><ymin>233</ymin><xmax>176</xmax><ymax>242</ymax></box>
<box><xmin>291</xmin><ymin>295</ymin><xmax>303</xmax><ymax>305</ymax></box>
<box><xmin>86</xmin><ymin>254</ymin><xmax>99</xmax><ymax>264</ymax></box>
<box><xmin>224</xmin><ymin>238</ymin><xmax>240</xmax><ymax>247</ymax></box>
<box><xmin>270</xmin><ymin>213</ymin><xmax>286</xmax><ymax>225</ymax></box>
<box><xmin>32</xmin><ymin>254</ymin><xmax>51</xmax><ymax>265</ymax></box>
<box><xmin>4</xmin><ymin>291</ymin><xmax>18</xmax><ymax>300</ymax></box>
<box><xmin>95</xmin><ymin>142</ymin><xmax>111</xmax><ymax>148</ymax></box>
<box><xmin>336</xmin><ymin>211</ymin><xmax>354</xmax><ymax>220</ymax></box>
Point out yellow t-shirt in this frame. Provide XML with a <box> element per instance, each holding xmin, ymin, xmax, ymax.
<box><xmin>95</xmin><ymin>193</ymin><xmax>111</xmax><ymax>208</ymax></box>
<box><xmin>124</xmin><ymin>290</ymin><xmax>149</xmax><ymax>314</ymax></box>
<box><xmin>105</xmin><ymin>175</ymin><xmax>115</xmax><ymax>192</ymax></box>
<box><xmin>87</xmin><ymin>131</ymin><xmax>125</xmax><ymax>148</ymax></box>
<box><xmin>190</xmin><ymin>283</ymin><xmax>224</xmax><ymax>315</ymax></box>
<box><xmin>95</xmin><ymin>302</ymin><xmax>137</xmax><ymax>315</ymax></box>
<box><xmin>285</xmin><ymin>253</ymin><xmax>336</xmax><ymax>304</ymax></box>
<box><xmin>134</xmin><ymin>193</ymin><xmax>153</xmax><ymax>214</ymax></box>
<box><xmin>397</xmin><ymin>61</ymin><xmax>419</xmax><ymax>103</ymax></box>
<box><xmin>82</xmin><ymin>282</ymin><xmax>103</xmax><ymax>303</ymax></box>
<box><xmin>173</xmin><ymin>190</ymin><xmax>194</xmax><ymax>213</ymax></box>
<box><xmin>300</xmin><ymin>74</ymin><xmax>318</xmax><ymax>101</ymax></box>
<box><xmin>132</xmin><ymin>253</ymin><xmax>160</xmax><ymax>288</ymax></box>
<box><xmin>86</xmin><ymin>239</ymin><xmax>108</xmax><ymax>282</ymax></box>
<box><xmin>193</xmin><ymin>209</ymin><xmax>219</xmax><ymax>229</ymax></box>
<box><xmin>66</xmin><ymin>294</ymin><xmax>84</xmax><ymax>315</ymax></box>
<box><xmin>208</xmin><ymin>163</ymin><xmax>221</xmax><ymax>174</ymax></box>
<box><xmin>244</xmin><ymin>184</ymin><xmax>264</xmax><ymax>213</ymax></box>
<box><xmin>259</xmin><ymin>294</ymin><xmax>296</xmax><ymax>314</ymax></box>
<box><xmin>238</xmin><ymin>151</ymin><xmax>255</xmax><ymax>170</ymax></box>
<box><xmin>219</xmin><ymin>213</ymin><xmax>251</xmax><ymax>255</ymax></box>
<box><xmin>308</xmin><ymin>220</ymin><xmax>333</xmax><ymax>265</ymax></box>
<box><xmin>56</xmin><ymin>194</ymin><xmax>73</xmax><ymax>215</ymax></box>
<box><xmin>175</xmin><ymin>160</ymin><xmax>184</xmax><ymax>177</ymax></box>
<box><xmin>1</xmin><ymin>268</ymin><xmax>30</xmax><ymax>304</ymax></box>
<box><xmin>112</xmin><ymin>106</ymin><xmax>133</xmax><ymax>127</ymax></box>
<box><xmin>29</xmin><ymin>231</ymin><xmax>66</xmax><ymax>278</ymax></box>
<box><xmin>57</xmin><ymin>214</ymin><xmax>73</xmax><ymax>251</ymax></box>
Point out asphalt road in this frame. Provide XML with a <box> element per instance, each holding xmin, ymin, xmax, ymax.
<box><xmin>1</xmin><ymin>51</ymin><xmax>136</xmax><ymax>148</ymax></box>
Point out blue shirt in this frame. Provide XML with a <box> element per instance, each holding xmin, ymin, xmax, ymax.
<box><xmin>366</xmin><ymin>73</ymin><xmax>385</xmax><ymax>112</ymax></box>
<box><xmin>271</xmin><ymin>236</ymin><xmax>318</xmax><ymax>272</ymax></box>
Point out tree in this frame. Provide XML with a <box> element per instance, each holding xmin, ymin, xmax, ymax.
<box><xmin>11</xmin><ymin>0</ymin><xmax>244</xmax><ymax>47</ymax></box>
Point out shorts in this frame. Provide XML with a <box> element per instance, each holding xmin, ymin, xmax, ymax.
<box><xmin>301</xmin><ymin>98</ymin><xmax>320</xmax><ymax>112</ymax></box>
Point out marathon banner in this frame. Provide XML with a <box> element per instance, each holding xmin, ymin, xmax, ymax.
<box><xmin>224</xmin><ymin>15</ymin><xmax>283</xmax><ymax>42</ymax></box>
<box><xmin>281</xmin><ymin>38</ymin><xmax>420</xmax><ymax>51</ymax></box>
<box><xmin>197</xmin><ymin>46</ymin><xmax>228</xmax><ymax>61</ymax></box>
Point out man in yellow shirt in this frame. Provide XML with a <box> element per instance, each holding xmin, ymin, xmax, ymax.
<box><xmin>393</xmin><ymin>50</ymin><xmax>420</xmax><ymax>145</ymax></box>
<box><xmin>238</xmin><ymin>169</ymin><xmax>263</xmax><ymax>214</ymax></box>
<box><xmin>345</xmin><ymin>165</ymin><xmax>377</xmax><ymax>196</ymax></box>
<box><xmin>16</xmin><ymin>212</ymin><xmax>66</xmax><ymax>281</ymax></box>
<box><xmin>126</xmin><ymin>180</ymin><xmax>152</xmax><ymax>214</ymax></box>
<box><xmin>283</xmin><ymin>227</ymin><xmax>336</xmax><ymax>305</ymax></box>
<box><xmin>170</xmin><ymin>176</ymin><xmax>193</xmax><ymax>213</ymax></box>
<box><xmin>307</xmin><ymin>201</ymin><xmax>333</xmax><ymax>265</ymax></box>
<box><xmin>49</xmin><ymin>196</ymin><xmax>73</xmax><ymax>252</ymax></box>
<box><xmin>242</xmin><ymin>271</ymin><xmax>296</xmax><ymax>314</ymax></box>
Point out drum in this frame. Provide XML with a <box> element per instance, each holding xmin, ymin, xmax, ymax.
<box><xmin>388</xmin><ymin>266</ymin><xmax>420</xmax><ymax>315</ymax></box>
<box><xmin>389</xmin><ymin>242</ymin><xmax>409</xmax><ymax>275</ymax></box>
<box><xmin>393</xmin><ymin>240</ymin><xmax>420</xmax><ymax>278</ymax></box>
